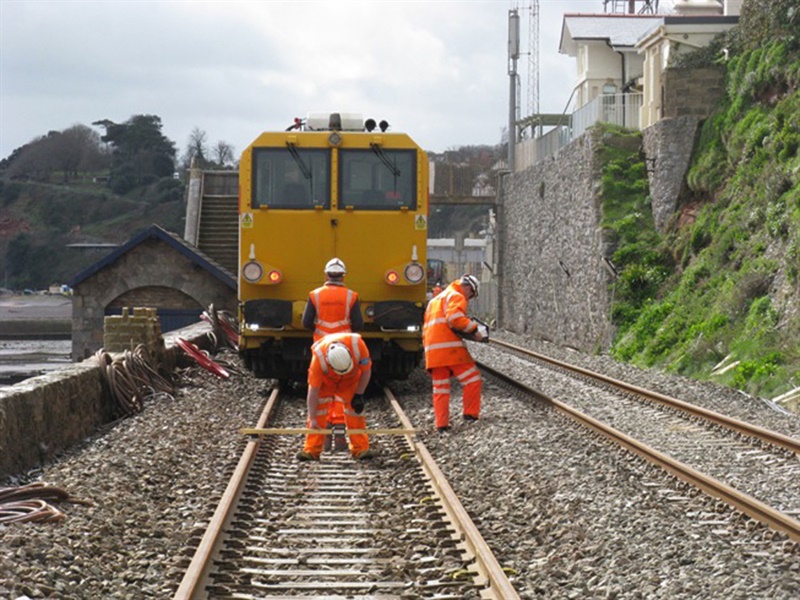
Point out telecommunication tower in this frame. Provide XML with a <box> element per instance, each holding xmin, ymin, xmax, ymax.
<box><xmin>507</xmin><ymin>1</ymin><xmax>540</xmax><ymax>169</ymax></box>
<box><xmin>526</xmin><ymin>1</ymin><xmax>540</xmax><ymax>137</ymax></box>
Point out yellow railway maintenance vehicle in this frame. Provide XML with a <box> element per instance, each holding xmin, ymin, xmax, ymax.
<box><xmin>238</xmin><ymin>113</ymin><xmax>428</xmax><ymax>381</ymax></box>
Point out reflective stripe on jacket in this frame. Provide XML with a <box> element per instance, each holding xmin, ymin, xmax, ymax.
<box><xmin>422</xmin><ymin>281</ymin><xmax>477</xmax><ymax>369</ymax></box>
<box><xmin>308</xmin><ymin>333</ymin><xmax>371</xmax><ymax>396</ymax></box>
<box><xmin>309</xmin><ymin>283</ymin><xmax>358</xmax><ymax>341</ymax></box>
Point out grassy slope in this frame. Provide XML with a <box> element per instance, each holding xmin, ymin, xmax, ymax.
<box><xmin>607</xmin><ymin>36</ymin><xmax>800</xmax><ymax>399</ymax></box>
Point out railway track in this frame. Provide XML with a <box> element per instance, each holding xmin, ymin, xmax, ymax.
<box><xmin>175</xmin><ymin>385</ymin><xmax>519</xmax><ymax>599</ymax></box>
<box><xmin>481</xmin><ymin>339</ymin><xmax>800</xmax><ymax>543</ymax></box>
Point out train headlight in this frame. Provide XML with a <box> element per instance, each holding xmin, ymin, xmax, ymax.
<box><xmin>242</xmin><ymin>261</ymin><xmax>263</xmax><ymax>283</ymax></box>
<box><xmin>385</xmin><ymin>270</ymin><xmax>400</xmax><ymax>285</ymax></box>
<box><xmin>404</xmin><ymin>262</ymin><xmax>425</xmax><ymax>284</ymax></box>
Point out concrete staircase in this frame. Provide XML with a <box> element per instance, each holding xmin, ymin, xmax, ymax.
<box><xmin>185</xmin><ymin>170</ymin><xmax>239</xmax><ymax>275</ymax></box>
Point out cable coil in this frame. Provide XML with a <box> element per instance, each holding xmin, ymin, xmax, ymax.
<box><xmin>96</xmin><ymin>344</ymin><xmax>176</xmax><ymax>418</ymax></box>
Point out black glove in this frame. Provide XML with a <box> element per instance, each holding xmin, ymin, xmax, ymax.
<box><xmin>351</xmin><ymin>394</ymin><xmax>365</xmax><ymax>414</ymax></box>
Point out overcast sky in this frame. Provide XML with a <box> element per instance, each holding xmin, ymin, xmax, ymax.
<box><xmin>0</xmin><ymin>1</ymin><xmax>669</xmax><ymax>161</ymax></box>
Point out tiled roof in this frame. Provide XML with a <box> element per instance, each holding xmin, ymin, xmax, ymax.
<box><xmin>560</xmin><ymin>14</ymin><xmax>664</xmax><ymax>55</ymax></box>
<box><xmin>68</xmin><ymin>224</ymin><xmax>236</xmax><ymax>289</ymax></box>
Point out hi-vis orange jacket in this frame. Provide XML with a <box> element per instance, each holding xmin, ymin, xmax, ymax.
<box><xmin>423</xmin><ymin>280</ymin><xmax>478</xmax><ymax>369</ymax></box>
<box><xmin>308</xmin><ymin>333</ymin><xmax>371</xmax><ymax>397</ymax></box>
<box><xmin>308</xmin><ymin>282</ymin><xmax>359</xmax><ymax>341</ymax></box>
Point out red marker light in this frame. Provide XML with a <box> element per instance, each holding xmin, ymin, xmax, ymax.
<box><xmin>268</xmin><ymin>270</ymin><xmax>283</xmax><ymax>283</ymax></box>
<box><xmin>386</xmin><ymin>271</ymin><xmax>399</xmax><ymax>285</ymax></box>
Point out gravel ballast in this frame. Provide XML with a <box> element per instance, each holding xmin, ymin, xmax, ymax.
<box><xmin>1</xmin><ymin>338</ymin><xmax>799</xmax><ymax>599</ymax></box>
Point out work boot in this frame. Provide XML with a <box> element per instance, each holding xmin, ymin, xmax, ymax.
<box><xmin>463</xmin><ymin>415</ymin><xmax>479</xmax><ymax>422</ymax></box>
<box><xmin>296</xmin><ymin>451</ymin><xmax>319</xmax><ymax>461</ymax></box>
<box><xmin>437</xmin><ymin>426</ymin><xmax>450</xmax><ymax>433</ymax></box>
<box><xmin>353</xmin><ymin>448</ymin><xmax>375</xmax><ymax>460</ymax></box>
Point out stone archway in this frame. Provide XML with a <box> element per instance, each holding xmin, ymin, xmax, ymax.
<box><xmin>71</xmin><ymin>236</ymin><xmax>236</xmax><ymax>360</ymax></box>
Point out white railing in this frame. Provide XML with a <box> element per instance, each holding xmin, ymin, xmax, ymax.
<box><xmin>514</xmin><ymin>126</ymin><xmax>571</xmax><ymax>171</ymax></box>
<box><xmin>515</xmin><ymin>93</ymin><xmax>643</xmax><ymax>170</ymax></box>
<box><xmin>571</xmin><ymin>93</ymin><xmax>642</xmax><ymax>139</ymax></box>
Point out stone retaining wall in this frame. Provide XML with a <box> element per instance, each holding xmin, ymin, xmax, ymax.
<box><xmin>0</xmin><ymin>322</ymin><xmax>214</xmax><ymax>480</ymax></box>
<box><xmin>498</xmin><ymin>130</ymin><xmax>616</xmax><ymax>351</ymax></box>
<box><xmin>499</xmin><ymin>119</ymin><xmax>698</xmax><ymax>351</ymax></box>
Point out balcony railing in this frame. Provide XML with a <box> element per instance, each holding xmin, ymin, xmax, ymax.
<box><xmin>515</xmin><ymin>93</ymin><xmax>643</xmax><ymax>171</ymax></box>
<box><xmin>571</xmin><ymin>93</ymin><xmax>642</xmax><ymax>139</ymax></box>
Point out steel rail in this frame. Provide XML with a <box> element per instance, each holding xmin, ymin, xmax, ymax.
<box><xmin>491</xmin><ymin>338</ymin><xmax>800</xmax><ymax>455</ymax></box>
<box><xmin>479</xmin><ymin>361</ymin><xmax>800</xmax><ymax>543</ymax></box>
<box><xmin>385</xmin><ymin>386</ymin><xmax>521</xmax><ymax>599</ymax></box>
<box><xmin>174</xmin><ymin>387</ymin><xmax>279</xmax><ymax>599</ymax></box>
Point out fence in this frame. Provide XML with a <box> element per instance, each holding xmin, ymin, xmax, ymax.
<box><xmin>516</xmin><ymin>93</ymin><xmax>643</xmax><ymax>170</ymax></box>
<box><xmin>571</xmin><ymin>93</ymin><xmax>642</xmax><ymax>139</ymax></box>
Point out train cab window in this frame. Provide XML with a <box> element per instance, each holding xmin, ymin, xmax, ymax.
<box><xmin>252</xmin><ymin>147</ymin><xmax>330</xmax><ymax>209</ymax></box>
<box><xmin>339</xmin><ymin>148</ymin><xmax>416</xmax><ymax>210</ymax></box>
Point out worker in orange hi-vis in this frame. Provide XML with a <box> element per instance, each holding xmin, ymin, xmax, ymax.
<box><xmin>296</xmin><ymin>332</ymin><xmax>374</xmax><ymax>461</ymax></box>
<box><xmin>302</xmin><ymin>257</ymin><xmax>363</xmax><ymax>342</ymax></box>
<box><xmin>301</xmin><ymin>257</ymin><xmax>364</xmax><ymax>446</ymax></box>
<box><xmin>422</xmin><ymin>274</ymin><xmax>488</xmax><ymax>432</ymax></box>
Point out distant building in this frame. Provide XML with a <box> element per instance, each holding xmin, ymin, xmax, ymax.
<box><xmin>517</xmin><ymin>1</ymin><xmax>741</xmax><ymax>169</ymax></box>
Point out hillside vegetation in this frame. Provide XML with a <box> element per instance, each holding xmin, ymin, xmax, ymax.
<box><xmin>0</xmin><ymin>115</ymin><xmax>188</xmax><ymax>290</ymax></box>
<box><xmin>607</xmin><ymin>0</ymin><xmax>799</xmax><ymax>400</ymax></box>
<box><xmin>0</xmin><ymin>177</ymin><xmax>184</xmax><ymax>290</ymax></box>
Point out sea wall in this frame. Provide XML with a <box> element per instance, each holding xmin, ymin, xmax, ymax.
<box><xmin>0</xmin><ymin>321</ymin><xmax>215</xmax><ymax>480</ymax></box>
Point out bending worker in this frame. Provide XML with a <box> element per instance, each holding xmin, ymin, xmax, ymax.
<box><xmin>302</xmin><ymin>257</ymin><xmax>363</xmax><ymax>341</ymax></box>
<box><xmin>302</xmin><ymin>257</ymin><xmax>363</xmax><ymax>442</ymax></box>
<box><xmin>422</xmin><ymin>274</ymin><xmax>485</xmax><ymax>432</ymax></box>
<box><xmin>297</xmin><ymin>332</ymin><xmax>374</xmax><ymax>461</ymax></box>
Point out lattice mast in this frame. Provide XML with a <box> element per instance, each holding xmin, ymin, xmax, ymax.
<box><xmin>526</xmin><ymin>0</ymin><xmax>540</xmax><ymax>137</ymax></box>
<box><xmin>603</xmin><ymin>0</ymin><xmax>661</xmax><ymax>14</ymax></box>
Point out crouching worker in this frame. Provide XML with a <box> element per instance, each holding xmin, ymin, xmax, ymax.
<box><xmin>296</xmin><ymin>332</ymin><xmax>374</xmax><ymax>461</ymax></box>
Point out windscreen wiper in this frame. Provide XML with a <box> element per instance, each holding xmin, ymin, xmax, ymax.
<box><xmin>286</xmin><ymin>142</ymin><xmax>312</xmax><ymax>181</ymax></box>
<box><xmin>370</xmin><ymin>143</ymin><xmax>400</xmax><ymax>177</ymax></box>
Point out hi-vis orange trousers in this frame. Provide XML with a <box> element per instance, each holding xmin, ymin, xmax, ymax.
<box><xmin>429</xmin><ymin>362</ymin><xmax>482</xmax><ymax>429</ymax></box>
<box><xmin>303</xmin><ymin>395</ymin><xmax>368</xmax><ymax>457</ymax></box>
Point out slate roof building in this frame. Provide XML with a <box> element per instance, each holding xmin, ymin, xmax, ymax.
<box><xmin>68</xmin><ymin>225</ymin><xmax>236</xmax><ymax>361</ymax></box>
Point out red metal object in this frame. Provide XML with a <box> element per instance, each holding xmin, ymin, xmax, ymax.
<box><xmin>177</xmin><ymin>338</ymin><xmax>230</xmax><ymax>379</ymax></box>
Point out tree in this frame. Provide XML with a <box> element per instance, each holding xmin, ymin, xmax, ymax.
<box><xmin>180</xmin><ymin>130</ymin><xmax>236</xmax><ymax>169</ymax></box>
<box><xmin>6</xmin><ymin>233</ymin><xmax>48</xmax><ymax>289</ymax></box>
<box><xmin>212</xmin><ymin>140</ymin><xmax>236</xmax><ymax>168</ymax></box>
<box><xmin>183</xmin><ymin>127</ymin><xmax>209</xmax><ymax>169</ymax></box>
<box><xmin>2</xmin><ymin>125</ymin><xmax>109</xmax><ymax>183</ymax></box>
<box><xmin>93</xmin><ymin>115</ymin><xmax>176</xmax><ymax>194</ymax></box>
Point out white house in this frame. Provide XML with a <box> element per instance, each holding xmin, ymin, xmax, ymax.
<box><xmin>559</xmin><ymin>13</ymin><xmax>662</xmax><ymax>109</ymax></box>
<box><xmin>637</xmin><ymin>1</ymin><xmax>740</xmax><ymax>128</ymax></box>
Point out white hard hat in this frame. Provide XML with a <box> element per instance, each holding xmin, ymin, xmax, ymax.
<box><xmin>326</xmin><ymin>342</ymin><xmax>354</xmax><ymax>375</ymax></box>
<box><xmin>461</xmin><ymin>274</ymin><xmax>479</xmax><ymax>297</ymax></box>
<box><xmin>324</xmin><ymin>257</ymin><xmax>346</xmax><ymax>276</ymax></box>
